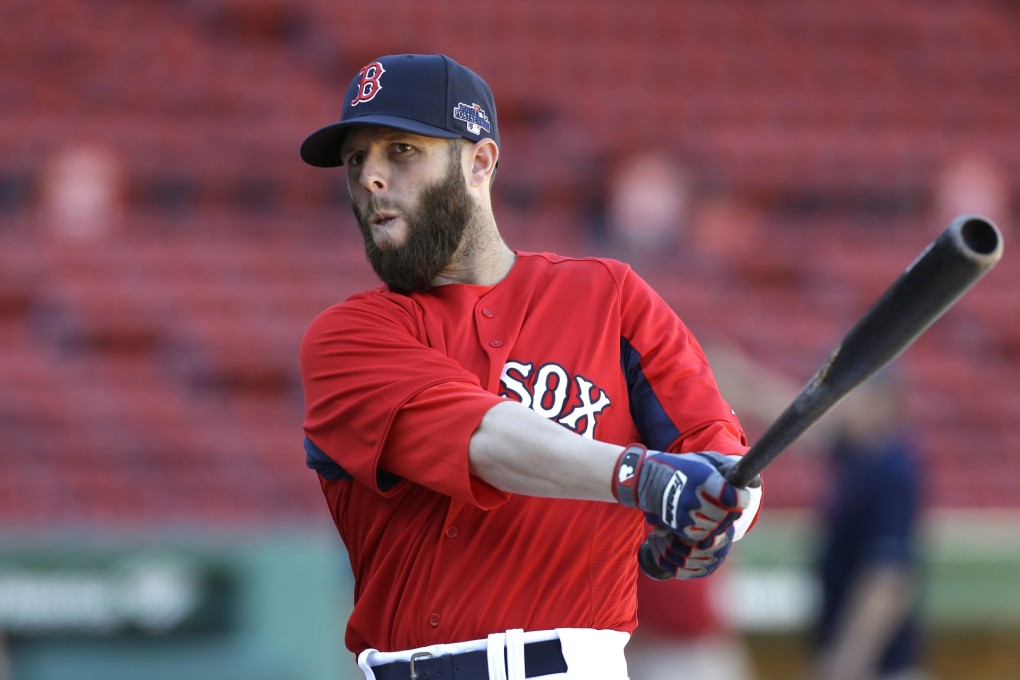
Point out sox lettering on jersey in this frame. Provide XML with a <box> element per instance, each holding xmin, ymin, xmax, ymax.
<box><xmin>350</xmin><ymin>62</ymin><xmax>385</xmax><ymax>106</ymax></box>
<box><xmin>500</xmin><ymin>360</ymin><xmax>611</xmax><ymax>439</ymax></box>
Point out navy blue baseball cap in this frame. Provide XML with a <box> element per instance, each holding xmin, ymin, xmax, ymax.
<box><xmin>300</xmin><ymin>54</ymin><xmax>499</xmax><ymax>168</ymax></box>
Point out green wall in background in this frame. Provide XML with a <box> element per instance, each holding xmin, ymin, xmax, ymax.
<box><xmin>0</xmin><ymin>528</ymin><xmax>357</xmax><ymax>680</ymax></box>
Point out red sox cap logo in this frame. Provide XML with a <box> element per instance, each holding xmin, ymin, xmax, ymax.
<box><xmin>350</xmin><ymin>62</ymin><xmax>385</xmax><ymax>107</ymax></box>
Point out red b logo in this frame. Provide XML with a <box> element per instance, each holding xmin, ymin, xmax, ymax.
<box><xmin>351</xmin><ymin>62</ymin><xmax>385</xmax><ymax>107</ymax></box>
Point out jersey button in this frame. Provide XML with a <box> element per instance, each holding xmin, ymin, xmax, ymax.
<box><xmin>428</xmin><ymin>612</ymin><xmax>441</xmax><ymax>627</ymax></box>
<box><xmin>445</xmin><ymin>526</ymin><xmax>459</xmax><ymax>539</ymax></box>
<box><xmin>482</xmin><ymin>308</ymin><xmax>495</xmax><ymax>318</ymax></box>
<box><xmin>489</xmin><ymin>339</ymin><xmax>503</xmax><ymax>348</ymax></box>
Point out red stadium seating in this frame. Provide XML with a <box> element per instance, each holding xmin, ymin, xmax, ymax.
<box><xmin>1</xmin><ymin>0</ymin><xmax>1018</xmax><ymax>524</ymax></box>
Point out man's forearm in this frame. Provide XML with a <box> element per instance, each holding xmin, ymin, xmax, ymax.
<box><xmin>468</xmin><ymin>400</ymin><xmax>623</xmax><ymax>502</ymax></box>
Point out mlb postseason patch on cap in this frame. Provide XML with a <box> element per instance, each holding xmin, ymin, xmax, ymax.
<box><xmin>300</xmin><ymin>54</ymin><xmax>499</xmax><ymax>168</ymax></box>
<box><xmin>452</xmin><ymin>102</ymin><xmax>492</xmax><ymax>136</ymax></box>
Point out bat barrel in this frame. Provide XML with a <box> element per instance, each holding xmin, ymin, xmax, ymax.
<box><xmin>952</xmin><ymin>214</ymin><xmax>1003</xmax><ymax>262</ymax></box>
<box><xmin>725</xmin><ymin>214</ymin><xmax>1002</xmax><ymax>488</ymax></box>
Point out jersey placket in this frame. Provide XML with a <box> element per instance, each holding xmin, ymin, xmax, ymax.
<box><xmin>475</xmin><ymin>292</ymin><xmax>523</xmax><ymax>393</ymax></box>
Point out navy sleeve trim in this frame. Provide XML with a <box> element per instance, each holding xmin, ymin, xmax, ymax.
<box><xmin>620</xmin><ymin>336</ymin><xmax>682</xmax><ymax>450</ymax></box>
<box><xmin>303</xmin><ymin>437</ymin><xmax>403</xmax><ymax>491</ymax></box>
<box><xmin>304</xmin><ymin>437</ymin><xmax>353</xmax><ymax>481</ymax></box>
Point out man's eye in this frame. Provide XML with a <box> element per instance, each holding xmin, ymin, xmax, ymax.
<box><xmin>394</xmin><ymin>143</ymin><xmax>413</xmax><ymax>154</ymax></box>
<box><xmin>346</xmin><ymin>152</ymin><xmax>364</xmax><ymax>167</ymax></box>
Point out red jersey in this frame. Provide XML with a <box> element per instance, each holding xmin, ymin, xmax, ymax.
<box><xmin>300</xmin><ymin>252</ymin><xmax>748</xmax><ymax>656</ymax></box>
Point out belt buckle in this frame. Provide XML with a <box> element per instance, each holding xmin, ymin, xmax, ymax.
<box><xmin>409</xmin><ymin>651</ymin><xmax>434</xmax><ymax>680</ymax></box>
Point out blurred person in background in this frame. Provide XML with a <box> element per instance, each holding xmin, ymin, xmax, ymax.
<box><xmin>803</xmin><ymin>375</ymin><xmax>928</xmax><ymax>680</ymax></box>
<box><xmin>932</xmin><ymin>151</ymin><xmax>1010</xmax><ymax>231</ymax></box>
<box><xmin>595</xmin><ymin>150</ymin><xmax>694</xmax><ymax>256</ymax></box>
<box><xmin>41</xmin><ymin>143</ymin><xmax>123</xmax><ymax>242</ymax></box>
<box><xmin>0</xmin><ymin>628</ymin><xmax>10</xmax><ymax>680</ymax></box>
<box><xmin>689</xmin><ymin>348</ymin><xmax>929</xmax><ymax>680</ymax></box>
<box><xmin>589</xmin><ymin>148</ymin><xmax>774</xmax><ymax>283</ymax></box>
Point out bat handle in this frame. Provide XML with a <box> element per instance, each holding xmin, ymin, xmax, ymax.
<box><xmin>724</xmin><ymin>453</ymin><xmax>758</xmax><ymax>488</ymax></box>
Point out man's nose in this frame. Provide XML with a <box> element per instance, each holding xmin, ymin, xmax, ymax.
<box><xmin>358</xmin><ymin>152</ymin><xmax>388</xmax><ymax>193</ymax></box>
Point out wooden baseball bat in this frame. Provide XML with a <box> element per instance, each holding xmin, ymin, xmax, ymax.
<box><xmin>640</xmin><ymin>214</ymin><xmax>1004</xmax><ymax>579</ymax></box>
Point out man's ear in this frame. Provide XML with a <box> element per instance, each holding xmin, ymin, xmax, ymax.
<box><xmin>467</xmin><ymin>138</ymin><xmax>499</xmax><ymax>188</ymax></box>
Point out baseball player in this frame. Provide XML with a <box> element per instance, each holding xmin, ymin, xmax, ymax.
<box><xmin>298</xmin><ymin>53</ymin><xmax>763</xmax><ymax>680</ymax></box>
<box><xmin>806</xmin><ymin>379</ymin><xmax>925</xmax><ymax>680</ymax></box>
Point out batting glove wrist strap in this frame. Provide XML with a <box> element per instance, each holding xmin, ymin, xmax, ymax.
<box><xmin>612</xmin><ymin>444</ymin><xmax>648</xmax><ymax>508</ymax></box>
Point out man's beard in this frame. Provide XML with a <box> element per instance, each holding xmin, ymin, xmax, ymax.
<box><xmin>352</xmin><ymin>155</ymin><xmax>474</xmax><ymax>293</ymax></box>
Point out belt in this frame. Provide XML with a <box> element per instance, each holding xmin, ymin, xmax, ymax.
<box><xmin>370</xmin><ymin>638</ymin><xmax>567</xmax><ymax>680</ymax></box>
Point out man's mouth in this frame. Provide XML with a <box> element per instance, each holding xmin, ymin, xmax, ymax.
<box><xmin>371</xmin><ymin>211</ymin><xmax>399</xmax><ymax>228</ymax></box>
<box><xmin>366</xmin><ymin>210</ymin><xmax>407</xmax><ymax>249</ymax></box>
